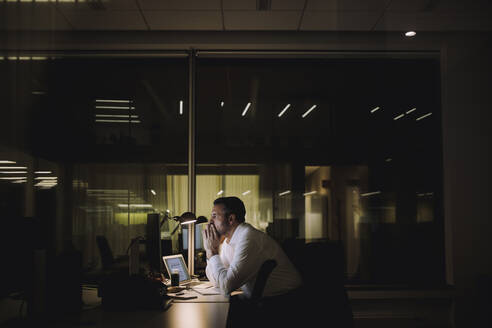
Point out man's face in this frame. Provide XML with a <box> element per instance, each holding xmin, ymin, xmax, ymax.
<box><xmin>210</xmin><ymin>204</ymin><xmax>231</xmax><ymax>237</ymax></box>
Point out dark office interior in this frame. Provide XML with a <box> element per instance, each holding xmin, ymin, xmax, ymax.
<box><xmin>1</xmin><ymin>1</ymin><xmax>491</xmax><ymax>327</ymax></box>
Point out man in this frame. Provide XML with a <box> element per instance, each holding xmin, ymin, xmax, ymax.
<box><xmin>203</xmin><ymin>196</ymin><xmax>302</xmax><ymax>298</ymax></box>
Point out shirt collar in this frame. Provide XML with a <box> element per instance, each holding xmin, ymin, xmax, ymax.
<box><xmin>228</xmin><ymin>222</ymin><xmax>246</xmax><ymax>247</ymax></box>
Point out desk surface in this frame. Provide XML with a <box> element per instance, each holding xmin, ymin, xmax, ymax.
<box><xmin>73</xmin><ymin>284</ymin><xmax>230</xmax><ymax>328</ymax></box>
<box><xmin>70</xmin><ymin>302</ymin><xmax>229</xmax><ymax>328</ymax></box>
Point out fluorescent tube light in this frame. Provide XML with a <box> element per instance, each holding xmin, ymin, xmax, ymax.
<box><xmin>181</xmin><ymin>220</ymin><xmax>197</xmax><ymax>225</ymax></box>
<box><xmin>303</xmin><ymin>191</ymin><xmax>317</xmax><ymax>196</ymax></box>
<box><xmin>0</xmin><ymin>171</ymin><xmax>27</xmax><ymax>174</ymax></box>
<box><xmin>406</xmin><ymin>107</ymin><xmax>416</xmax><ymax>114</ymax></box>
<box><xmin>0</xmin><ymin>161</ymin><xmax>16</xmax><ymax>164</ymax></box>
<box><xmin>95</xmin><ymin>106</ymin><xmax>135</xmax><ymax>110</ymax></box>
<box><xmin>301</xmin><ymin>105</ymin><xmax>317</xmax><ymax>118</ymax></box>
<box><xmin>0</xmin><ymin>177</ymin><xmax>27</xmax><ymax>180</ymax></box>
<box><xmin>35</xmin><ymin>177</ymin><xmax>57</xmax><ymax>180</ymax></box>
<box><xmin>217</xmin><ymin>190</ymin><xmax>224</xmax><ymax>195</ymax></box>
<box><xmin>242</xmin><ymin>190</ymin><xmax>251</xmax><ymax>196</ymax></box>
<box><xmin>278</xmin><ymin>190</ymin><xmax>291</xmax><ymax>196</ymax></box>
<box><xmin>0</xmin><ymin>167</ymin><xmax>27</xmax><ymax>169</ymax></box>
<box><xmin>31</xmin><ymin>57</ymin><xmax>47</xmax><ymax>60</ymax></box>
<box><xmin>277</xmin><ymin>104</ymin><xmax>291</xmax><ymax>118</ymax></box>
<box><xmin>95</xmin><ymin>120</ymin><xmax>141</xmax><ymax>123</ymax></box>
<box><xmin>220</xmin><ymin>101</ymin><xmax>224</xmax><ymax>107</ymax></box>
<box><xmin>370</xmin><ymin>106</ymin><xmax>380</xmax><ymax>113</ymax></box>
<box><xmin>11</xmin><ymin>180</ymin><xmax>26</xmax><ymax>184</ymax></box>
<box><xmin>179</xmin><ymin>100</ymin><xmax>184</xmax><ymax>115</ymax></box>
<box><xmin>405</xmin><ymin>31</ymin><xmax>416</xmax><ymax>37</ymax></box>
<box><xmin>150</xmin><ymin>189</ymin><xmax>156</xmax><ymax>196</ymax></box>
<box><xmin>95</xmin><ymin>114</ymin><xmax>139</xmax><ymax>118</ymax></box>
<box><xmin>242</xmin><ymin>102</ymin><xmax>251</xmax><ymax>117</ymax></box>
<box><xmin>360</xmin><ymin>191</ymin><xmax>381</xmax><ymax>197</ymax></box>
<box><xmin>117</xmin><ymin>204</ymin><xmax>153</xmax><ymax>208</ymax></box>
<box><xmin>393</xmin><ymin>113</ymin><xmax>405</xmax><ymax>120</ymax></box>
<box><xmin>95</xmin><ymin>99</ymin><xmax>131</xmax><ymax>103</ymax></box>
<box><xmin>416</xmin><ymin>112</ymin><xmax>432</xmax><ymax>121</ymax></box>
<box><xmin>385</xmin><ymin>158</ymin><xmax>392</xmax><ymax>162</ymax></box>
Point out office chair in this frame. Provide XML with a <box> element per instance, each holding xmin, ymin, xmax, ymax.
<box><xmin>226</xmin><ymin>259</ymin><xmax>277</xmax><ymax>328</ymax></box>
<box><xmin>282</xmin><ymin>239</ymin><xmax>354</xmax><ymax>328</ymax></box>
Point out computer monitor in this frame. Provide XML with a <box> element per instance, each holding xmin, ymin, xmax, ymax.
<box><xmin>146</xmin><ymin>213</ymin><xmax>162</xmax><ymax>273</ymax></box>
<box><xmin>162</xmin><ymin>254</ymin><xmax>191</xmax><ymax>284</ymax></box>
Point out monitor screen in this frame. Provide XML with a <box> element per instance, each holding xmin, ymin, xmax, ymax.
<box><xmin>162</xmin><ymin>255</ymin><xmax>190</xmax><ymax>282</ymax></box>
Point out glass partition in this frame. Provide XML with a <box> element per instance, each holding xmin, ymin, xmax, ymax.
<box><xmin>195</xmin><ymin>57</ymin><xmax>444</xmax><ymax>285</ymax></box>
<box><xmin>0</xmin><ymin>56</ymin><xmax>189</xmax><ymax>289</ymax></box>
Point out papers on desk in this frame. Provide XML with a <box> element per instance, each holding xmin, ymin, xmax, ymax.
<box><xmin>191</xmin><ymin>283</ymin><xmax>222</xmax><ymax>296</ymax></box>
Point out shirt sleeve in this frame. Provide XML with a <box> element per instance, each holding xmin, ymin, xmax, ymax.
<box><xmin>205</xmin><ymin>259</ymin><xmax>216</xmax><ymax>286</ymax></box>
<box><xmin>207</xmin><ymin>233</ymin><xmax>263</xmax><ymax>296</ymax></box>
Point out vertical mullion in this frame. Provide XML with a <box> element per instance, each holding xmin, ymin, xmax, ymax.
<box><xmin>188</xmin><ymin>49</ymin><xmax>196</xmax><ymax>275</ymax></box>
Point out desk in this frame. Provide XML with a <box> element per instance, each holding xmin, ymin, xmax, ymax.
<box><xmin>69</xmin><ymin>285</ymin><xmax>231</xmax><ymax>328</ymax></box>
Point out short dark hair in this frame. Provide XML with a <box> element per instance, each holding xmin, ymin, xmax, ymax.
<box><xmin>213</xmin><ymin>197</ymin><xmax>246</xmax><ymax>223</ymax></box>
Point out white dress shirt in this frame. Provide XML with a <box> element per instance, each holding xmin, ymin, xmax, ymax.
<box><xmin>205</xmin><ymin>222</ymin><xmax>302</xmax><ymax>298</ymax></box>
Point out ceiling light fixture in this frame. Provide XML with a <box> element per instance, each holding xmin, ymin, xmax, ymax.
<box><xmin>242</xmin><ymin>190</ymin><xmax>251</xmax><ymax>196</ymax></box>
<box><xmin>303</xmin><ymin>191</ymin><xmax>317</xmax><ymax>196</ymax></box>
<box><xmin>95</xmin><ymin>99</ymin><xmax>131</xmax><ymax>103</ymax></box>
<box><xmin>117</xmin><ymin>204</ymin><xmax>153</xmax><ymax>208</ymax></box>
<box><xmin>179</xmin><ymin>100</ymin><xmax>184</xmax><ymax>115</ymax></box>
<box><xmin>95</xmin><ymin>114</ymin><xmax>139</xmax><ymax>118</ymax></box>
<box><xmin>278</xmin><ymin>190</ymin><xmax>291</xmax><ymax>196</ymax></box>
<box><xmin>217</xmin><ymin>190</ymin><xmax>224</xmax><ymax>196</ymax></box>
<box><xmin>370</xmin><ymin>106</ymin><xmax>380</xmax><ymax>113</ymax></box>
<box><xmin>0</xmin><ymin>171</ymin><xmax>27</xmax><ymax>174</ymax></box>
<box><xmin>405</xmin><ymin>31</ymin><xmax>416</xmax><ymax>37</ymax></box>
<box><xmin>150</xmin><ymin>189</ymin><xmax>156</xmax><ymax>196</ymax></box>
<box><xmin>406</xmin><ymin>107</ymin><xmax>417</xmax><ymax>114</ymax></box>
<box><xmin>220</xmin><ymin>101</ymin><xmax>224</xmax><ymax>107</ymax></box>
<box><xmin>301</xmin><ymin>105</ymin><xmax>317</xmax><ymax>118</ymax></box>
<box><xmin>242</xmin><ymin>102</ymin><xmax>251</xmax><ymax>116</ymax></box>
<box><xmin>277</xmin><ymin>104</ymin><xmax>291</xmax><ymax>118</ymax></box>
<box><xmin>0</xmin><ymin>161</ymin><xmax>16</xmax><ymax>164</ymax></box>
<box><xmin>0</xmin><ymin>166</ymin><xmax>26</xmax><ymax>169</ymax></box>
<box><xmin>360</xmin><ymin>191</ymin><xmax>381</xmax><ymax>197</ymax></box>
<box><xmin>416</xmin><ymin>112</ymin><xmax>432</xmax><ymax>121</ymax></box>
<box><xmin>95</xmin><ymin>120</ymin><xmax>141</xmax><ymax>123</ymax></box>
<box><xmin>95</xmin><ymin>106</ymin><xmax>135</xmax><ymax>110</ymax></box>
<box><xmin>393</xmin><ymin>113</ymin><xmax>405</xmax><ymax>120</ymax></box>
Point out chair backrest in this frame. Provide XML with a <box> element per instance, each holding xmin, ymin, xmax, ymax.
<box><xmin>282</xmin><ymin>239</ymin><xmax>354</xmax><ymax>327</ymax></box>
<box><xmin>251</xmin><ymin>259</ymin><xmax>277</xmax><ymax>301</ymax></box>
<box><xmin>96</xmin><ymin>235</ymin><xmax>115</xmax><ymax>270</ymax></box>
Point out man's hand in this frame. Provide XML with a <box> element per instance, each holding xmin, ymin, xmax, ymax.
<box><xmin>202</xmin><ymin>223</ymin><xmax>221</xmax><ymax>260</ymax></box>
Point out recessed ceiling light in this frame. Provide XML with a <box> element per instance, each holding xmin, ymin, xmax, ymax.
<box><xmin>220</xmin><ymin>101</ymin><xmax>224</xmax><ymax>107</ymax></box>
<box><xmin>405</xmin><ymin>31</ymin><xmax>416</xmax><ymax>37</ymax></box>
<box><xmin>179</xmin><ymin>100</ymin><xmax>184</xmax><ymax>115</ymax></box>
<box><xmin>406</xmin><ymin>107</ymin><xmax>417</xmax><ymax>114</ymax></box>
<box><xmin>416</xmin><ymin>112</ymin><xmax>432</xmax><ymax>121</ymax></box>
<box><xmin>370</xmin><ymin>106</ymin><xmax>380</xmax><ymax>113</ymax></box>
<box><xmin>393</xmin><ymin>113</ymin><xmax>405</xmax><ymax>120</ymax></box>
<box><xmin>150</xmin><ymin>189</ymin><xmax>156</xmax><ymax>196</ymax></box>
<box><xmin>277</xmin><ymin>104</ymin><xmax>291</xmax><ymax>118</ymax></box>
<box><xmin>242</xmin><ymin>102</ymin><xmax>251</xmax><ymax>117</ymax></box>
<box><xmin>301</xmin><ymin>105</ymin><xmax>317</xmax><ymax>118</ymax></box>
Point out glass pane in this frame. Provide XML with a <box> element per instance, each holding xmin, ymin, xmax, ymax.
<box><xmin>0</xmin><ymin>56</ymin><xmax>189</xmax><ymax>289</ymax></box>
<box><xmin>195</xmin><ymin>58</ymin><xmax>444</xmax><ymax>285</ymax></box>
